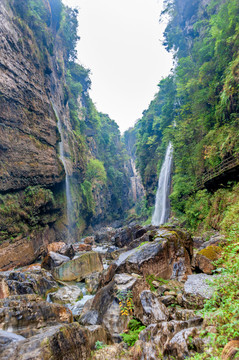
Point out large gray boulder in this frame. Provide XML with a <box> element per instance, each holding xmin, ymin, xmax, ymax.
<box><xmin>79</xmin><ymin>273</ymin><xmax>148</xmax><ymax>341</ymax></box>
<box><xmin>52</xmin><ymin>251</ymin><xmax>103</xmax><ymax>282</ymax></box>
<box><xmin>0</xmin><ymin>323</ymin><xmax>91</xmax><ymax>360</ymax></box>
<box><xmin>103</xmin><ymin>228</ymin><xmax>193</xmax><ymax>285</ymax></box>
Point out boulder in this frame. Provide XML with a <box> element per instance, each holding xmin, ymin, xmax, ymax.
<box><xmin>193</xmin><ymin>245</ymin><xmax>221</xmax><ymax>274</ymax></box>
<box><xmin>182</xmin><ymin>274</ymin><xmax>217</xmax><ymax>309</ymax></box>
<box><xmin>0</xmin><ymin>295</ymin><xmax>73</xmax><ymax>337</ymax></box>
<box><xmin>164</xmin><ymin>327</ymin><xmax>203</xmax><ymax>359</ymax></box>
<box><xmin>50</xmin><ymin>285</ymin><xmax>83</xmax><ymax>305</ymax></box>
<box><xmin>84</xmin><ymin>236</ymin><xmax>95</xmax><ymax>245</ymax></box>
<box><xmin>199</xmin><ymin>233</ymin><xmax>226</xmax><ymax>249</ymax></box>
<box><xmin>136</xmin><ymin>317</ymin><xmax>203</xmax><ymax>358</ymax></box>
<box><xmin>0</xmin><ymin>331</ymin><xmax>25</xmax><ymax>352</ymax></box>
<box><xmin>85</xmin><ymin>325</ymin><xmax>113</xmax><ymax>349</ymax></box>
<box><xmin>41</xmin><ymin>251</ymin><xmax>70</xmax><ymax>270</ymax></box>
<box><xmin>135</xmin><ymin>290</ymin><xmax>168</xmax><ymax>326</ymax></box>
<box><xmin>92</xmin><ymin>343</ymin><xmax>124</xmax><ymax>360</ymax></box>
<box><xmin>78</xmin><ymin>244</ymin><xmax>92</xmax><ymax>252</ymax></box>
<box><xmin>221</xmin><ymin>340</ymin><xmax>239</xmax><ymax>360</ymax></box>
<box><xmin>94</xmin><ymin>227</ymin><xmax>116</xmax><ymax>244</ymax></box>
<box><xmin>47</xmin><ymin>242</ymin><xmax>66</xmax><ymax>253</ymax></box>
<box><xmin>58</xmin><ymin>244</ymin><xmax>75</xmax><ymax>259</ymax></box>
<box><xmin>52</xmin><ymin>251</ymin><xmax>103</xmax><ymax>282</ymax></box>
<box><xmin>0</xmin><ymin>323</ymin><xmax>91</xmax><ymax>360</ymax></box>
<box><xmin>0</xmin><ymin>269</ymin><xmax>58</xmax><ymax>299</ymax></box>
<box><xmin>79</xmin><ymin>273</ymin><xmax>148</xmax><ymax>341</ymax></box>
<box><xmin>85</xmin><ymin>272</ymin><xmax>101</xmax><ymax>294</ymax></box>
<box><xmin>103</xmin><ymin>228</ymin><xmax>193</xmax><ymax>284</ymax></box>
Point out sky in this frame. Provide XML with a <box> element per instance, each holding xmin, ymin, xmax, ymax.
<box><xmin>62</xmin><ymin>0</ymin><xmax>173</xmax><ymax>133</ymax></box>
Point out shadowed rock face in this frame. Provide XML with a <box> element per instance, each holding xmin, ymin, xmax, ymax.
<box><xmin>103</xmin><ymin>228</ymin><xmax>193</xmax><ymax>284</ymax></box>
<box><xmin>0</xmin><ymin>323</ymin><xmax>91</xmax><ymax>360</ymax></box>
<box><xmin>0</xmin><ymin>0</ymin><xmax>64</xmax><ymax>192</ymax></box>
<box><xmin>0</xmin><ymin>295</ymin><xmax>73</xmax><ymax>338</ymax></box>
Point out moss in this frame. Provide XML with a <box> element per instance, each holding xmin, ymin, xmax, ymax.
<box><xmin>198</xmin><ymin>245</ymin><xmax>222</xmax><ymax>261</ymax></box>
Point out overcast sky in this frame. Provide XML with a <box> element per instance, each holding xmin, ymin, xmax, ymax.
<box><xmin>62</xmin><ymin>0</ymin><xmax>173</xmax><ymax>133</ymax></box>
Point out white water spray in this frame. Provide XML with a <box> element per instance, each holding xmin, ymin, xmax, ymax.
<box><xmin>53</xmin><ymin>105</ymin><xmax>73</xmax><ymax>242</ymax></box>
<box><xmin>152</xmin><ymin>142</ymin><xmax>173</xmax><ymax>226</ymax></box>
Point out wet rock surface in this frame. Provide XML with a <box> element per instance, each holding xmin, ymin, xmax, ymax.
<box><xmin>0</xmin><ymin>224</ymin><xmax>221</xmax><ymax>359</ymax></box>
<box><xmin>0</xmin><ymin>323</ymin><xmax>91</xmax><ymax>360</ymax></box>
<box><xmin>0</xmin><ymin>269</ymin><xmax>58</xmax><ymax>299</ymax></box>
<box><xmin>0</xmin><ymin>295</ymin><xmax>73</xmax><ymax>337</ymax></box>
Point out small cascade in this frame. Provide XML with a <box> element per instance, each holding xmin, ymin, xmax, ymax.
<box><xmin>152</xmin><ymin>142</ymin><xmax>173</xmax><ymax>226</ymax></box>
<box><xmin>53</xmin><ymin>105</ymin><xmax>73</xmax><ymax>242</ymax></box>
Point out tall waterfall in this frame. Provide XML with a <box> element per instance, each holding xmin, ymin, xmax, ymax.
<box><xmin>53</xmin><ymin>105</ymin><xmax>73</xmax><ymax>242</ymax></box>
<box><xmin>152</xmin><ymin>142</ymin><xmax>173</xmax><ymax>226</ymax></box>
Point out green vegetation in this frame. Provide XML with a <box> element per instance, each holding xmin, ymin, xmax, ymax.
<box><xmin>146</xmin><ymin>274</ymin><xmax>169</xmax><ymax>292</ymax></box>
<box><xmin>190</xmin><ymin>224</ymin><xmax>239</xmax><ymax>359</ymax></box>
<box><xmin>135</xmin><ymin>0</ymin><xmax>239</xmax><ymax>230</ymax></box>
<box><xmin>95</xmin><ymin>341</ymin><xmax>107</xmax><ymax>350</ymax></box>
<box><xmin>117</xmin><ymin>289</ymin><xmax>134</xmax><ymax>317</ymax></box>
<box><xmin>0</xmin><ymin>186</ymin><xmax>59</xmax><ymax>242</ymax></box>
<box><xmin>120</xmin><ymin>318</ymin><xmax>146</xmax><ymax>347</ymax></box>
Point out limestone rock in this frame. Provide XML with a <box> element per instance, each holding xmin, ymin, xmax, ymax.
<box><xmin>52</xmin><ymin>251</ymin><xmax>103</xmax><ymax>281</ymax></box>
<box><xmin>0</xmin><ymin>323</ymin><xmax>91</xmax><ymax>360</ymax></box>
<box><xmin>47</xmin><ymin>242</ymin><xmax>66</xmax><ymax>253</ymax></box>
<box><xmin>78</xmin><ymin>244</ymin><xmax>92</xmax><ymax>252</ymax></box>
<box><xmin>0</xmin><ymin>331</ymin><xmax>25</xmax><ymax>352</ymax></box>
<box><xmin>85</xmin><ymin>272</ymin><xmax>101</xmax><ymax>294</ymax></box>
<box><xmin>104</xmin><ymin>228</ymin><xmax>193</xmax><ymax>284</ymax></box>
<box><xmin>84</xmin><ymin>236</ymin><xmax>95</xmax><ymax>245</ymax></box>
<box><xmin>41</xmin><ymin>251</ymin><xmax>70</xmax><ymax>270</ymax></box>
<box><xmin>0</xmin><ymin>227</ymin><xmax>56</xmax><ymax>271</ymax></box>
<box><xmin>79</xmin><ymin>273</ymin><xmax>148</xmax><ymax>341</ymax></box>
<box><xmin>0</xmin><ymin>295</ymin><xmax>73</xmax><ymax>337</ymax></box>
<box><xmin>85</xmin><ymin>325</ymin><xmax>113</xmax><ymax>349</ymax></box>
<box><xmin>137</xmin><ymin>318</ymin><xmax>203</xmax><ymax>358</ymax></box>
<box><xmin>50</xmin><ymin>285</ymin><xmax>83</xmax><ymax>305</ymax></box>
<box><xmin>92</xmin><ymin>343</ymin><xmax>124</xmax><ymax>360</ymax></box>
<box><xmin>58</xmin><ymin>244</ymin><xmax>75</xmax><ymax>259</ymax></box>
<box><xmin>194</xmin><ymin>245</ymin><xmax>221</xmax><ymax>274</ymax></box>
<box><xmin>0</xmin><ymin>269</ymin><xmax>58</xmax><ymax>299</ymax></box>
<box><xmin>165</xmin><ymin>327</ymin><xmax>203</xmax><ymax>359</ymax></box>
<box><xmin>136</xmin><ymin>290</ymin><xmax>168</xmax><ymax>325</ymax></box>
<box><xmin>183</xmin><ymin>274</ymin><xmax>217</xmax><ymax>309</ymax></box>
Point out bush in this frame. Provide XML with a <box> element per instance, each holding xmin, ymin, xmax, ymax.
<box><xmin>120</xmin><ymin>319</ymin><xmax>146</xmax><ymax>347</ymax></box>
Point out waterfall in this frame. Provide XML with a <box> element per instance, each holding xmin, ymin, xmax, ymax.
<box><xmin>53</xmin><ymin>105</ymin><xmax>73</xmax><ymax>242</ymax></box>
<box><xmin>152</xmin><ymin>142</ymin><xmax>173</xmax><ymax>226</ymax></box>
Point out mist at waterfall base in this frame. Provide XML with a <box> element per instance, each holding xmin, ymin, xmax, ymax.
<box><xmin>152</xmin><ymin>142</ymin><xmax>173</xmax><ymax>226</ymax></box>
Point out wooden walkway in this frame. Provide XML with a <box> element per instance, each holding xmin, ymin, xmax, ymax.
<box><xmin>196</xmin><ymin>154</ymin><xmax>239</xmax><ymax>190</ymax></box>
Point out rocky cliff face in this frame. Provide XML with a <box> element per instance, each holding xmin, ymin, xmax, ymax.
<box><xmin>0</xmin><ymin>0</ymin><xmax>132</xmax><ymax>269</ymax></box>
<box><xmin>0</xmin><ymin>0</ymin><xmax>64</xmax><ymax>191</ymax></box>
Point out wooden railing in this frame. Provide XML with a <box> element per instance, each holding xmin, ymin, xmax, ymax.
<box><xmin>196</xmin><ymin>155</ymin><xmax>239</xmax><ymax>190</ymax></box>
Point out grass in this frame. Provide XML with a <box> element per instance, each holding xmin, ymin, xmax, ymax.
<box><xmin>190</xmin><ymin>223</ymin><xmax>239</xmax><ymax>359</ymax></box>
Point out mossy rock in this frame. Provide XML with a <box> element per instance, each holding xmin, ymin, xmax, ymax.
<box><xmin>198</xmin><ymin>245</ymin><xmax>222</xmax><ymax>261</ymax></box>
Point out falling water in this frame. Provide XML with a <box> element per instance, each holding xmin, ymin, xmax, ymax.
<box><xmin>53</xmin><ymin>105</ymin><xmax>73</xmax><ymax>242</ymax></box>
<box><xmin>152</xmin><ymin>142</ymin><xmax>173</xmax><ymax>226</ymax></box>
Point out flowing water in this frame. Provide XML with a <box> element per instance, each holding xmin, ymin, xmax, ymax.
<box><xmin>52</xmin><ymin>105</ymin><xmax>73</xmax><ymax>242</ymax></box>
<box><xmin>152</xmin><ymin>142</ymin><xmax>173</xmax><ymax>226</ymax></box>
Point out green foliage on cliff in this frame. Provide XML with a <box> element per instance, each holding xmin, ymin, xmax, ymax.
<box><xmin>0</xmin><ymin>186</ymin><xmax>59</xmax><ymax>242</ymax></box>
<box><xmin>135</xmin><ymin>0</ymin><xmax>239</xmax><ymax>229</ymax></box>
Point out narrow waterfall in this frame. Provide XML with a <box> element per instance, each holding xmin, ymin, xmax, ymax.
<box><xmin>152</xmin><ymin>142</ymin><xmax>173</xmax><ymax>226</ymax></box>
<box><xmin>53</xmin><ymin>105</ymin><xmax>73</xmax><ymax>242</ymax></box>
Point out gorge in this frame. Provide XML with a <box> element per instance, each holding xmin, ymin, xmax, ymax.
<box><xmin>0</xmin><ymin>0</ymin><xmax>239</xmax><ymax>359</ymax></box>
